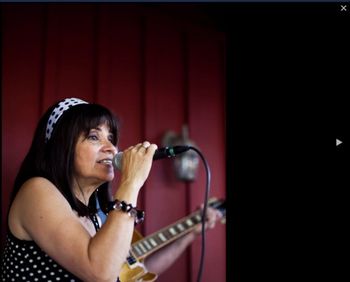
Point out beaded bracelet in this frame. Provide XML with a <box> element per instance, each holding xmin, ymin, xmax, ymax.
<box><xmin>107</xmin><ymin>199</ymin><xmax>145</xmax><ymax>225</ymax></box>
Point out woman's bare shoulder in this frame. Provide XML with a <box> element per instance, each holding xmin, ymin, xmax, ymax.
<box><xmin>22</xmin><ymin>176</ymin><xmax>56</xmax><ymax>189</ymax></box>
<box><xmin>18</xmin><ymin>177</ymin><xmax>68</xmax><ymax>202</ymax></box>
<box><xmin>9</xmin><ymin>176</ymin><xmax>73</xmax><ymax>240</ymax></box>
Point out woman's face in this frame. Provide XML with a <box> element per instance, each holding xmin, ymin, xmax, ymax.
<box><xmin>73</xmin><ymin>122</ymin><xmax>117</xmax><ymax>188</ymax></box>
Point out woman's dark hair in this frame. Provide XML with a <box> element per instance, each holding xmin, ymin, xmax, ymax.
<box><xmin>10</xmin><ymin>100</ymin><xmax>120</xmax><ymax>217</ymax></box>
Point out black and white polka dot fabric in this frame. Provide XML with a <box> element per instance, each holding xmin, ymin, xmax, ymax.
<box><xmin>45</xmin><ymin>98</ymin><xmax>88</xmax><ymax>141</ymax></box>
<box><xmin>1</xmin><ymin>231</ymin><xmax>80</xmax><ymax>281</ymax></box>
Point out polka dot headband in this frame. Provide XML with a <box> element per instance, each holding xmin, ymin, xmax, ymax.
<box><xmin>45</xmin><ymin>98</ymin><xmax>88</xmax><ymax>141</ymax></box>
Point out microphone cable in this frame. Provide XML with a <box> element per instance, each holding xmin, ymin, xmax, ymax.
<box><xmin>187</xmin><ymin>146</ymin><xmax>211</xmax><ymax>282</ymax></box>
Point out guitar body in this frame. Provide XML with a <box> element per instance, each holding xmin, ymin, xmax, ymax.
<box><xmin>119</xmin><ymin>264</ymin><xmax>157</xmax><ymax>282</ymax></box>
<box><xmin>119</xmin><ymin>230</ymin><xmax>158</xmax><ymax>282</ymax></box>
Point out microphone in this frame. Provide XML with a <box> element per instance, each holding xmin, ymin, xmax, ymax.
<box><xmin>112</xmin><ymin>145</ymin><xmax>191</xmax><ymax>170</ymax></box>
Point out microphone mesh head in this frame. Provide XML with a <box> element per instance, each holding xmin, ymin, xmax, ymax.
<box><xmin>113</xmin><ymin>152</ymin><xmax>123</xmax><ymax>170</ymax></box>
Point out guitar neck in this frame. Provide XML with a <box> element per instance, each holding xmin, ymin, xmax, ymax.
<box><xmin>130</xmin><ymin>209</ymin><xmax>203</xmax><ymax>260</ymax></box>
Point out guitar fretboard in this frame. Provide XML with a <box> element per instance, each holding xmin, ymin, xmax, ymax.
<box><xmin>130</xmin><ymin>210</ymin><xmax>203</xmax><ymax>260</ymax></box>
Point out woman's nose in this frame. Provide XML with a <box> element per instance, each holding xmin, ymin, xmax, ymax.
<box><xmin>102</xmin><ymin>140</ymin><xmax>117</xmax><ymax>155</ymax></box>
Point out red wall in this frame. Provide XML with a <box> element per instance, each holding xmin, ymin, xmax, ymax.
<box><xmin>1</xmin><ymin>4</ymin><xmax>226</xmax><ymax>282</ymax></box>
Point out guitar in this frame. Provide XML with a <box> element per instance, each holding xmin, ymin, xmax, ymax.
<box><xmin>119</xmin><ymin>198</ymin><xmax>226</xmax><ymax>282</ymax></box>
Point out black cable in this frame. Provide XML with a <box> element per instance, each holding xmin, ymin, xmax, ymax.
<box><xmin>188</xmin><ymin>146</ymin><xmax>211</xmax><ymax>282</ymax></box>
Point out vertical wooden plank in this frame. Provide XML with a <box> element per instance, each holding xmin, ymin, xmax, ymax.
<box><xmin>41</xmin><ymin>4</ymin><xmax>62</xmax><ymax>110</ymax></box>
<box><xmin>97</xmin><ymin>5</ymin><xmax>144</xmax><ymax>149</ymax></box>
<box><xmin>143</xmin><ymin>11</ymin><xmax>190</xmax><ymax>282</ymax></box>
<box><xmin>1</xmin><ymin>5</ymin><xmax>46</xmax><ymax>245</ymax></box>
<box><xmin>42</xmin><ymin>4</ymin><xmax>97</xmax><ymax>105</ymax></box>
<box><xmin>187</xmin><ymin>28</ymin><xmax>227</xmax><ymax>282</ymax></box>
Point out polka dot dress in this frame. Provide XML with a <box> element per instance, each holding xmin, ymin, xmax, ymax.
<box><xmin>1</xmin><ymin>231</ymin><xmax>80</xmax><ymax>281</ymax></box>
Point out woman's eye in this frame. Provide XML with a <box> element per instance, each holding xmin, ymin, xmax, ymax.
<box><xmin>88</xmin><ymin>135</ymin><xmax>99</xmax><ymax>141</ymax></box>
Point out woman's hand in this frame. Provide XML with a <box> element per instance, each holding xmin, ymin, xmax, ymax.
<box><xmin>118</xmin><ymin>141</ymin><xmax>158</xmax><ymax>191</ymax></box>
<box><xmin>193</xmin><ymin>205</ymin><xmax>223</xmax><ymax>235</ymax></box>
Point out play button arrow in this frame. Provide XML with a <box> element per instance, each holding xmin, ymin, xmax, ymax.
<box><xmin>336</xmin><ymin>139</ymin><xmax>343</xmax><ymax>146</ymax></box>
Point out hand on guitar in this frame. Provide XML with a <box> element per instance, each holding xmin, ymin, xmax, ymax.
<box><xmin>141</xmin><ymin>200</ymin><xmax>225</xmax><ymax>278</ymax></box>
<box><xmin>193</xmin><ymin>205</ymin><xmax>224</xmax><ymax>235</ymax></box>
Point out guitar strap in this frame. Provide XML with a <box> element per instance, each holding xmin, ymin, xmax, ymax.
<box><xmin>89</xmin><ymin>213</ymin><xmax>101</xmax><ymax>232</ymax></box>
